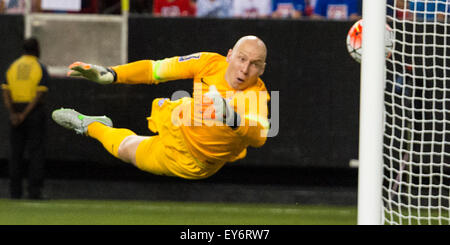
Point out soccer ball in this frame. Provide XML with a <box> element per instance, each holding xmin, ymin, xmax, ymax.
<box><xmin>346</xmin><ymin>19</ymin><xmax>394</xmax><ymax>63</ymax></box>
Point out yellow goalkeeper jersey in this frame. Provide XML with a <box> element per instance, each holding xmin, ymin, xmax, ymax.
<box><xmin>113</xmin><ymin>52</ymin><xmax>270</xmax><ymax>165</ymax></box>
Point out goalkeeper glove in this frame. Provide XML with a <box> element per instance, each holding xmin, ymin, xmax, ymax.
<box><xmin>68</xmin><ymin>61</ymin><xmax>116</xmax><ymax>85</ymax></box>
<box><xmin>203</xmin><ymin>85</ymin><xmax>241</xmax><ymax>129</ymax></box>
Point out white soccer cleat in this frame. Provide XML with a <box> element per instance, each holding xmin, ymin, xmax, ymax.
<box><xmin>52</xmin><ymin>108</ymin><xmax>113</xmax><ymax>135</ymax></box>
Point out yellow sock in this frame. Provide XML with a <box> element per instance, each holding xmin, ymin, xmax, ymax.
<box><xmin>87</xmin><ymin>122</ymin><xmax>136</xmax><ymax>158</ymax></box>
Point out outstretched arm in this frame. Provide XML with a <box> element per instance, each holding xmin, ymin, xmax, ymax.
<box><xmin>68</xmin><ymin>53</ymin><xmax>217</xmax><ymax>85</ymax></box>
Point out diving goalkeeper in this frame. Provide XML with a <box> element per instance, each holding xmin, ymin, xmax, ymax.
<box><xmin>52</xmin><ymin>35</ymin><xmax>270</xmax><ymax>179</ymax></box>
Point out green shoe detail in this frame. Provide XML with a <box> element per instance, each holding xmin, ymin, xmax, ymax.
<box><xmin>52</xmin><ymin>108</ymin><xmax>113</xmax><ymax>135</ymax></box>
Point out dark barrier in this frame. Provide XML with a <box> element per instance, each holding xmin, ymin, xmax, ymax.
<box><xmin>0</xmin><ymin>14</ymin><xmax>24</xmax><ymax>159</ymax></box>
<box><xmin>127</xmin><ymin>17</ymin><xmax>361</xmax><ymax>168</ymax></box>
<box><xmin>0</xmin><ymin>16</ymin><xmax>361</xmax><ymax>170</ymax></box>
<box><xmin>0</xmin><ymin>15</ymin><xmax>23</xmax><ymax>77</ymax></box>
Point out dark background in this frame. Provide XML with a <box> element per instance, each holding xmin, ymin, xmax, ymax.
<box><xmin>0</xmin><ymin>15</ymin><xmax>360</xmax><ymax>187</ymax></box>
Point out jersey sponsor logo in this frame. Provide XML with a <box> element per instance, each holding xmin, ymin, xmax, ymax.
<box><xmin>179</xmin><ymin>54</ymin><xmax>201</xmax><ymax>62</ymax></box>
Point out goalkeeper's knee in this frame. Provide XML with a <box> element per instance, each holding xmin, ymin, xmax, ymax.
<box><xmin>117</xmin><ymin>135</ymin><xmax>148</xmax><ymax>165</ymax></box>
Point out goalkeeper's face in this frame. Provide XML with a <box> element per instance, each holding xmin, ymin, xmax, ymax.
<box><xmin>225</xmin><ymin>36</ymin><xmax>267</xmax><ymax>90</ymax></box>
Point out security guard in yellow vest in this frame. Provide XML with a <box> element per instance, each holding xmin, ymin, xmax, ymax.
<box><xmin>2</xmin><ymin>37</ymin><xmax>49</xmax><ymax>199</ymax></box>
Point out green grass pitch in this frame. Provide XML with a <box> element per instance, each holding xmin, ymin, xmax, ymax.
<box><xmin>0</xmin><ymin>199</ymin><xmax>357</xmax><ymax>225</ymax></box>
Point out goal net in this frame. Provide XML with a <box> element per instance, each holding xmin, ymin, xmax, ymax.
<box><xmin>25</xmin><ymin>13</ymin><xmax>127</xmax><ymax>76</ymax></box>
<box><xmin>383</xmin><ymin>0</ymin><xmax>450</xmax><ymax>225</ymax></box>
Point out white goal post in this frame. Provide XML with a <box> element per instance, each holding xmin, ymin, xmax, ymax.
<box><xmin>357</xmin><ymin>0</ymin><xmax>387</xmax><ymax>225</ymax></box>
<box><xmin>358</xmin><ymin>0</ymin><xmax>450</xmax><ymax>225</ymax></box>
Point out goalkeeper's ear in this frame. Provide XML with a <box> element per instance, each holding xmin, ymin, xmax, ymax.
<box><xmin>258</xmin><ymin>62</ymin><xmax>266</xmax><ymax>76</ymax></box>
<box><xmin>225</xmin><ymin>49</ymin><xmax>233</xmax><ymax>63</ymax></box>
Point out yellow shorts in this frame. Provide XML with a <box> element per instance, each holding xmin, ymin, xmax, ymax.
<box><xmin>134</xmin><ymin>98</ymin><xmax>224</xmax><ymax>179</ymax></box>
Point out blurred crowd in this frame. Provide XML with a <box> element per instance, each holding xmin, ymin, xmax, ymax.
<box><xmin>2</xmin><ymin>1</ymin><xmax>448</xmax><ymax>22</ymax></box>
<box><xmin>387</xmin><ymin>0</ymin><xmax>449</xmax><ymax>22</ymax></box>
<box><xmin>0</xmin><ymin>0</ymin><xmax>363</xmax><ymax>21</ymax></box>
